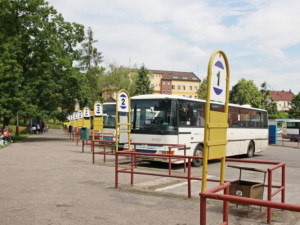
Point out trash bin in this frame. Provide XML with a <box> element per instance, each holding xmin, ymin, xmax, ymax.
<box><xmin>80</xmin><ymin>127</ymin><xmax>90</xmax><ymax>140</ymax></box>
<box><xmin>68</xmin><ymin>125</ymin><xmax>73</xmax><ymax>133</ymax></box>
<box><xmin>229</xmin><ymin>180</ymin><xmax>264</xmax><ymax>199</ymax></box>
<box><xmin>228</xmin><ymin>165</ymin><xmax>266</xmax><ymax>201</ymax></box>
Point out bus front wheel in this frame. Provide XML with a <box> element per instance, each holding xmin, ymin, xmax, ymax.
<box><xmin>192</xmin><ymin>145</ymin><xmax>203</xmax><ymax>167</ymax></box>
<box><xmin>247</xmin><ymin>141</ymin><xmax>255</xmax><ymax>158</ymax></box>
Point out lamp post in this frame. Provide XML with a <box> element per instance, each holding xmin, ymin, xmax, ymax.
<box><xmin>16</xmin><ymin>113</ymin><xmax>19</xmax><ymax>136</ymax></box>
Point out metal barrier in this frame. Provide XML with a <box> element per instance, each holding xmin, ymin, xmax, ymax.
<box><xmin>91</xmin><ymin>139</ymin><xmax>115</xmax><ymax>163</ymax></box>
<box><xmin>269</xmin><ymin>135</ymin><xmax>300</xmax><ymax>148</ymax></box>
<box><xmin>115</xmin><ymin>150</ymin><xmax>195</xmax><ymax>197</ymax></box>
<box><xmin>114</xmin><ymin>150</ymin><xmax>300</xmax><ymax>224</ymax></box>
<box><xmin>130</xmin><ymin>142</ymin><xmax>187</xmax><ymax>174</ymax></box>
<box><xmin>81</xmin><ymin>133</ymin><xmax>114</xmax><ymax>153</ymax></box>
<box><xmin>200</xmin><ymin>158</ymin><xmax>300</xmax><ymax>225</ymax></box>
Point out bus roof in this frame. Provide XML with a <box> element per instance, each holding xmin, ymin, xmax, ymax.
<box><xmin>131</xmin><ymin>94</ymin><xmax>267</xmax><ymax>112</ymax></box>
<box><xmin>275</xmin><ymin>119</ymin><xmax>300</xmax><ymax>123</ymax></box>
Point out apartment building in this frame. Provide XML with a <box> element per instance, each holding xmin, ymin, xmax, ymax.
<box><xmin>149</xmin><ymin>70</ymin><xmax>201</xmax><ymax>99</ymax></box>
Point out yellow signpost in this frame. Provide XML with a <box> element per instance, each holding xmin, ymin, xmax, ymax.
<box><xmin>115</xmin><ymin>89</ymin><xmax>131</xmax><ymax>152</ymax></box>
<box><xmin>73</xmin><ymin>111</ymin><xmax>78</xmax><ymax>129</ymax></box>
<box><xmin>93</xmin><ymin>101</ymin><xmax>104</xmax><ymax>141</ymax></box>
<box><xmin>83</xmin><ymin>106</ymin><xmax>91</xmax><ymax>128</ymax></box>
<box><xmin>77</xmin><ymin>110</ymin><xmax>84</xmax><ymax>128</ymax></box>
<box><xmin>201</xmin><ymin>50</ymin><xmax>230</xmax><ymax>193</ymax></box>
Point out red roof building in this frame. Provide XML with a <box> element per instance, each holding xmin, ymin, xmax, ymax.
<box><xmin>270</xmin><ymin>90</ymin><xmax>294</xmax><ymax>111</ymax></box>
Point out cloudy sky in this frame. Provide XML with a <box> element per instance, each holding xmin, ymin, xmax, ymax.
<box><xmin>47</xmin><ymin>0</ymin><xmax>300</xmax><ymax>94</ymax></box>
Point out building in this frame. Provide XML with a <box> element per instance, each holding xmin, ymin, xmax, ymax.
<box><xmin>269</xmin><ymin>90</ymin><xmax>295</xmax><ymax>111</ymax></box>
<box><xmin>149</xmin><ymin>70</ymin><xmax>201</xmax><ymax>99</ymax></box>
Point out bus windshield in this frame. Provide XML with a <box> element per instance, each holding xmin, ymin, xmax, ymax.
<box><xmin>103</xmin><ymin>104</ymin><xmax>116</xmax><ymax>128</ymax></box>
<box><xmin>131</xmin><ymin>99</ymin><xmax>177</xmax><ymax>132</ymax></box>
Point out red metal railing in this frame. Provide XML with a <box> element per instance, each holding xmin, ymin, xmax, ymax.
<box><xmin>129</xmin><ymin>142</ymin><xmax>187</xmax><ymax>173</ymax></box>
<box><xmin>91</xmin><ymin>139</ymin><xmax>115</xmax><ymax>163</ymax></box>
<box><xmin>81</xmin><ymin>133</ymin><xmax>114</xmax><ymax>153</ymax></box>
<box><xmin>114</xmin><ymin>150</ymin><xmax>300</xmax><ymax>224</ymax></box>
<box><xmin>269</xmin><ymin>134</ymin><xmax>300</xmax><ymax>148</ymax></box>
<box><xmin>115</xmin><ymin>150</ymin><xmax>196</xmax><ymax>197</ymax></box>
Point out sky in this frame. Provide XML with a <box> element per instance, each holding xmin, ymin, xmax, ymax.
<box><xmin>47</xmin><ymin>0</ymin><xmax>300</xmax><ymax>94</ymax></box>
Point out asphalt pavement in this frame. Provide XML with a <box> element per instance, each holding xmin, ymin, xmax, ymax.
<box><xmin>0</xmin><ymin>129</ymin><xmax>299</xmax><ymax>225</ymax></box>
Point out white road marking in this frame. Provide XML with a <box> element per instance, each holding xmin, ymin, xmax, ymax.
<box><xmin>155</xmin><ymin>175</ymin><xmax>214</xmax><ymax>192</ymax></box>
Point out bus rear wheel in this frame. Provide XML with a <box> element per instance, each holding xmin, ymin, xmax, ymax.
<box><xmin>246</xmin><ymin>141</ymin><xmax>255</xmax><ymax>158</ymax></box>
<box><xmin>192</xmin><ymin>145</ymin><xmax>203</xmax><ymax>167</ymax></box>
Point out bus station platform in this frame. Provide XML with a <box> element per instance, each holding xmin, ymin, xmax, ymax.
<box><xmin>0</xmin><ymin>129</ymin><xmax>299</xmax><ymax>225</ymax></box>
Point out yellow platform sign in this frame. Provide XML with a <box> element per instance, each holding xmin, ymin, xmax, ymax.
<box><xmin>201</xmin><ymin>50</ymin><xmax>230</xmax><ymax>193</ymax></box>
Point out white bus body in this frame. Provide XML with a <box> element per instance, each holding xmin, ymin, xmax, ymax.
<box><xmin>130</xmin><ymin>94</ymin><xmax>269</xmax><ymax>166</ymax></box>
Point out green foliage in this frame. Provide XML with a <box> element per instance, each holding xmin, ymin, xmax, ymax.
<box><xmin>289</xmin><ymin>92</ymin><xmax>300</xmax><ymax>119</ymax></box>
<box><xmin>79</xmin><ymin>27</ymin><xmax>103</xmax><ymax>72</ymax></box>
<box><xmin>197</xmin><ymin>77</ymin><xmax>206</xmax><ymax>99</ymax></box>
<box><xmin>260</xmin><ymin>82</ymin><xmax>278</xmax><ymax>116</ymax></box>
<box><xmin>0</xmin><ymin>0</ymin><xmax>87</xmax><ymax>125</ymax></box>
<box><xmin>102</xmin><ymin>63</ymin><xmax>136</xmax><ymax>98</ymax></box>
<box><xmin>134</xmin><ymin>65</ymin><xmax>153</xmax><ymax>95</ymax></box>
<box><xmin>229</xmin><ymin>78</ymin><xmax>262</xmax><ymax>108</ymax></box>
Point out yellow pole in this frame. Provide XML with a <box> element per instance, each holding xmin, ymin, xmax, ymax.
<box><xmin>221</xmin><ymin>51</ymin><xmax>230</xmax><ymax>185</ymax></box>
<box><xmin>116</xmin><ymin>94</ymin><xmax>119</xmax><ymax>152</ymax></box>
<box><xmin>201</xmin><ymin>51</ymin><xmax>214</xmax><ymax>193</ymax></box>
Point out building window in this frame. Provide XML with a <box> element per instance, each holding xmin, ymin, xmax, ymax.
<box><xmin>168</xmin><ymin>89</ymin><xmax>170</xmax><ymax>94</ymax></box>
<box><xmin>163</xmin><ymin>81</ymin><xmax>165</xmax><ymax>85</ymax></box>
<box><xmin>183</xmin><ymin>77</ymin><xmax>187</xmax><ymax>80</ymax></box>
<box><xmin>189</xmin><ymin>95</ymin><xmax>192</xmax><ymax>98</ymax></box>
<box><xmin>172</xmin><ymin>85</ymin><xmax>175</xmax><ymax>90</ymax></box>
<box><xmin>183</xmin><ymin>85</ymin><xmax>186</xmax><ymax>90</ymax></box>
<box><xmin>177</xmin><ymin>85</ymin><xmax>181</xmax><ymax>90</ymax></box>
<box><xmin>194</xmin><ymin>86</ymin><xmax>198</xmax><ymax>90</ymax></box>
<box><xmin>189</xmin><ymin>86</ymin><xmax>192</xmax><ymax>90</ymax></box>
<box><xmin>151</xmin><ymin>75</ymin><xmax>154</xmax><ymax>80</ymax></box>
<box><xmin>194</xmin><ymin>96</ymin><xmax>197</xmax><ymax>99</ymax></box>
<box><xmin>173</xmin><ymin>76</ymin><xmax>178</xmax><ymax>79</ymax></box>
<box><xmin>168</xmin><ymin>81</ymin><xmax>170</xmax><ymax>85</ymax></box>
<box><xmin>163</xmin><ymin>90</ymin><xmax>165</xmax><ymax>94</ymax></box>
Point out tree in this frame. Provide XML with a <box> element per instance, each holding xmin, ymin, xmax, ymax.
<box><xmin>197</xmin><ymin>77</ymin><xmax>207</xmax><ymax>99</ymax></box>
<box><xmin>0</xmin><ymin>0</ymin><xmax>87</xmax><ymax>126</ymax></box>
<box><xmin>134</xmin><ymin>65</ymin><xmax>153</xmax><ymax>95</ymax></box>
<box><xmin>229</xmin><ymin>78</ymin><xmax>262</xmax><ymax>108</ymax></box>
<box><xmin>101</xmin><ymin>63</ymin><xmax>136</xmax><ymax>98</ymax></box>
<box><xmin>260</xmin><ymin>82</ymin><xmax>278</xmax><ymax>117</ymax></box>
<box><xmin>289</xmin><ymin>92</ymin><xmax>300</xmax><ymax>119</ymax></box>
<box><xmin>79</xmin><ymin>27</ymin><xmax>103</xmax><ymax>72</ymax></box>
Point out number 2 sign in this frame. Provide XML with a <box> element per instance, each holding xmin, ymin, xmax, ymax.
<box><xmin>210</xmin><ymin>52</ymin><xmax>227</xmax><ymax>103</ymax></box>
<box><xmin>118</xmin><ymin>91</ymin><xmax>129</xmax><ymax>112</ymax></box>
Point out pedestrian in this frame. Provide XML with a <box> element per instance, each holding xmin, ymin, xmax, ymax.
<box><xmin>3</xmin><ymin>126</ymin><xmax>13</xmax><ymax>143</ymax></box>
<box><xmin>0</xmin><ymin>129</ymin><xmax>5</xmax><ymax>146</ymax></box>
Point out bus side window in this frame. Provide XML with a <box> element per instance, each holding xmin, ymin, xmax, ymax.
<box><xmin>229</xmin><ymin>107</ymin><xmax>240</xmax><ymax>127</ymax></box>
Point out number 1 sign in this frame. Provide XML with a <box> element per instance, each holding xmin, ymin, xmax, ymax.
<box><xmin>210</xmin><ymin>52</ymin><xmax>227</xmax><ymax>103</ymax></box>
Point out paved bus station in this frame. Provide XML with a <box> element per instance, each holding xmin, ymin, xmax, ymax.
<box><xmin>1</xmin><ymin>129</ymin><xmax>300</xmax><ymax>225</ymax></box>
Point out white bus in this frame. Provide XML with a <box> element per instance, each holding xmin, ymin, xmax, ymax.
<box><xmin>276</xmin><ymin>119</ymin><xmax>300</xmax><ymax>141</ymax></box>
<box><xmin>130</xmin><ymin>94</ymin><xmax>269</xmax><ymax>167</ymax></box>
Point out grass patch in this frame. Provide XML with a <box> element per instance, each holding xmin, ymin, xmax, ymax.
<box><xmin>47</xmin><ymin>124</ymin><xmax>63</xmax><ymax>129</ymax></box>
<box><xmin>12</xmin><ymin>133</ymin><xmax>30</xmax><ymax>143</ymax></box>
